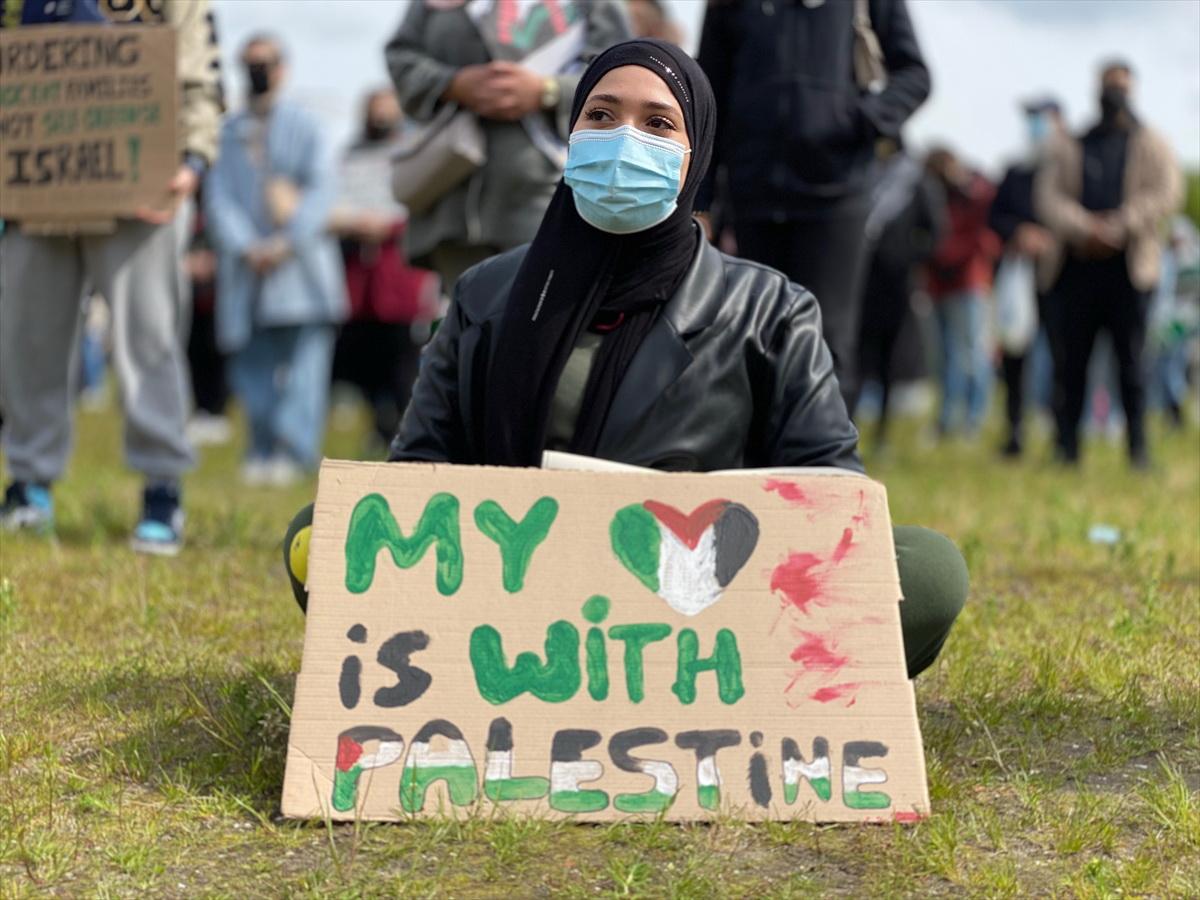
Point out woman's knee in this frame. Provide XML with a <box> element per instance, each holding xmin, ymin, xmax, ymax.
<box><xmin>894</xmin><ymin>525</ymin><xmax>969</xmax><ymax>632</ymax></box>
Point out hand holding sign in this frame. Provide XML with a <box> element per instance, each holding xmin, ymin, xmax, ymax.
<box><xmin>0</xmin><ymin>25</ymin><xmax>180</xmax><ymax>225</ymax></box>
<box><xmin>133</xmin><ymin>164</ymin><xmax>198</xmax><ymax>225</ymax></box>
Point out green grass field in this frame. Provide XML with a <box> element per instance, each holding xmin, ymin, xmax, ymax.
<box><xmin>2</xmin><ymin>405</ymin><xmax>1197</xmax><ymax>898</ymax></box>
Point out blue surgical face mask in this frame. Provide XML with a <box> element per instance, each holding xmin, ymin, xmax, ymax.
<box><xmin>1027</xmin><ymin>113</ymin><xmax>1049</xmax><ymax>146</ymax></box>
<box><xmin>564</xmin><ymin>125</ymin><xmax>690</xmax><ymax>234</ymax></box>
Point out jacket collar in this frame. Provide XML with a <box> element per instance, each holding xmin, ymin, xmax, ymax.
<box><xmin>663</xmin><ymin>225</ymin><xmax>725</xmax><ymax>336</ymax></box>
<box><xmin>597</xmin><ymin>230</ymin><xmax>724</xmax><ymax>454</ymax></box>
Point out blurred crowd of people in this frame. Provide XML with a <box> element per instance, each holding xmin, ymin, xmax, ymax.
<box><xmin>0</xmin><ymin>0</ymin><xmax>1195</xmax><ymax>556</ymax></box>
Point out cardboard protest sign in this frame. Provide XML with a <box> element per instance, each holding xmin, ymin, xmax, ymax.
<box><xmin>282</xmin><ymin>460</ymin><xmax>930</xmax><ymax>823</ymax></box>
<box><xmin>0</xmin><ymin>25</ymin><xmax>177</xmax><ymax>222</ymax></box>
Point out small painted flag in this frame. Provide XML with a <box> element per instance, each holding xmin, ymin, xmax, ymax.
<box><xmin>549</xmin><ymin>730</ymin><xmax>608</xmax><ymax>813</ymax></box>
<box><xmin>782</xmin><ymin>737</ymin><xmax>832</xmax><ymax>804</ymax></box>
<box><xmin>675</xmin><ymin>729</ymin><xmax>741</xmax><ymax>811</ymax></box>
<box><xmin>610</xmin><ymin>728</ymin><xmax>679</xmax><ymax>813</ymax></box>
<box><xmin>842</xmin><ymin>766</ymin><xmax>890</xmax><ymax>809</ymax></box>
<box><xmin>613</xmin><ymin>759</ymin><xmax>678</xmax><ymax>813</ymax></box>
<box><xmin>332</xmin><ymin>726</ymin><xmax>405</xmax><ymax>812</ymax></box>
<box><xmin>695</xmin><ymin>753</ymin><xmax>723</xmax><ymax>811</ymax></box>
<box><xmin>611</xmin><ymin>500</ymin><xmax>760</xmax><ymax>616</ymax></box>
<box><xmin>400</xmin><ymin>720</ymin><xmax>478</xmax><ymax>812</ymax></box>
<box><xmin>483</xmin><ymin>718</ymin><xmax>549</xmax><ymax>802</ymax></box>
<box><xmin>842</xmin><ymin>740</ymin><xmax>891</xmax><ymax>810</ymax></box>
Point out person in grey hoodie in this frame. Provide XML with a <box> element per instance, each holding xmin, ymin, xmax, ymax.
<box><xmin>385</xmin><ymin>0</ymin><xmax>630</xmax><ymax>291</ymax></box>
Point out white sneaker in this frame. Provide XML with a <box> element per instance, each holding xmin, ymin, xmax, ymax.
<box><xmin>266</xmin><ymin>454</ymin><xmax>305</xmax><ymax>487</ymax></box>
<box><xmin>186</xmin><ymin>413</ymin><xmax>234</xmax><ymax>447</ymax></box>
<box><xmin>241</xmin><ymin>457</ymin><xmax>271</xmax><ymax>486</ymax></box>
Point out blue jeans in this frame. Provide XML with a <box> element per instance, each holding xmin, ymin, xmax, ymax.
<box><xmin>228</xmin><ymin>324</ymin><xmax>336</xmax><ymax>468</ymax></box>
<box><xmin>934</xmin><ymin>291</ymin><xmax>991</xmax><ymax>434</ymax></box>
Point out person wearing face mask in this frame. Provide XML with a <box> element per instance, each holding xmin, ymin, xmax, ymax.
<box><xmin>1035</xmin><ymin>61</ymin><xmax>1182</xmax><ymax>469</ymax></box>
<box><xmin>205</xmin><ymin>35</ymin><xmax>348</xmax><ymax>486</ymax></box>
<box><xmin>988</xmin><ymin>98</ymin><xmax>1066</xmax><ymax>458</ymax></box>
<box><xmin>328</xmin><ymin>89</ymin><xmax>439</xmax><ymax>452</ymax></box>
<box><xmin>283</xmin><ymin>40</ymin><xmax>968</xmax><ymax>682</ymax></box>
<box><xmin>385</xmin><ymin>0</ymin><xmax>630</xmax><ymax>294</ymax></box>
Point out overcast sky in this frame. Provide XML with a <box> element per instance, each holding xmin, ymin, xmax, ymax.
<box><xmin>211</xmin><ymin>0</ymin><xmax>1200</xmax><ymax>176</ymax></box>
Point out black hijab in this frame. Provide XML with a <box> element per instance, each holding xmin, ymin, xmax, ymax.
<box><xmin>482</xmin><ymin>39</ymin><xmax>716</xmax><ymax>466</ymax></box>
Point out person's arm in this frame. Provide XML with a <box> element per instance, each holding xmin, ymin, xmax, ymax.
<box><xmin>695</xmin><ymin>2</ymin><xmax>735</xmax><ymax>213</ymax></box>
<box><xmin>763</xmin><ymin>284</ymin><xmax>864</xmax><ymax>472</ymax></box>
<box><xmin>546</xmin><ymin>0</ymin><xmax>631</xmax><ymax>137</ymax></box>
<box><xmin>913</xmin><ymin>175</ymin><xmax>946</xmax><ymax>260</ymax></box>
<box><xmin>388</xmin><ymin>270</ymin><xmax>477</xmax><ymax>463</ymax></box>
<box><xmin>856</xmin><ymin>0</ymin><xmax>931</xmax><ymax>141</ymax></box>
<box><xmin>987</xmin><ymin>169</ymin><xmax>1025</xmax><ymax>244</ymax></box>
<box><xmin>131</xmin><ymin>0</ymin><xmax>221</xmax><ymax>223</ymax></box>
<box><xmin>203</xmin><ymin>130</ymin><xmax>260</xmax><ymax>258</ymax></box>
<box><xmin>384</xmin><ymin>3</ymin><xmax>459</xmax><ymax>122</ymax></box>
<box><xmin>283</xmin><ymin>113</ymin><xmax>339</xmax><ymax>248</ymax></box>
<box><xmin>1034</xmin><ymin>136</ymin><xmax>1094</xmax><ymax>246</ymax></box>
<box><xmin>166</xmin><ymin>0</ymin><xmax>223</xmax><ymax>172</ymax></box>
<box><xmin>1112</xmin><ymin>130</ymin><xmax>1184</xmax><ymax>241</ymax></box>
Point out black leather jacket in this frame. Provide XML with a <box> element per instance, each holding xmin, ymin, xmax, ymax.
<box><xmin>389</xmin><ymin>234</ymin><xmax>863</xmax><ymax>473</ymax></box>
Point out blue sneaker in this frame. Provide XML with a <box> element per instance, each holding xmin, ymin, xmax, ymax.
<box><xmin>0</xmin><ymin>481</ymin><xmax>54</xmax><ymax>534</ymax></box>
<box><xmin>131</xmin><ymin>483</ymin><xmax>185</xmax><ymax>557</ymax></box>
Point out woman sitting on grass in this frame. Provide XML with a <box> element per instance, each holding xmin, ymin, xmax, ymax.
<box><xmin>286</xmin><ymin>39</ymin><xmax>967</xmax><ymax>679</ymax></box>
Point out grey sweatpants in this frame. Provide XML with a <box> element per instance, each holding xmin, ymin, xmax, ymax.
<box><xmin>0</xmin><ymin>211</ymin><xmax>195</xmax><ymax>483</ymax></box>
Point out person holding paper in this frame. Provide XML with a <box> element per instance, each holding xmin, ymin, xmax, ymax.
<box><xmin>1035</xmin><ymin>61</ymin><xmax>1182</xmax><ymax>469</ymax></box>
<box><xmin>987</xmin><ymin>98</ymin><xmax>1065</xmax><ymax>460</ymax></box>
<box><xmin>0</xmin><ymin>0</ymin><xmax>222</xmax><ymax>555</ymax></box>
<box><xmin>286</xmin><ymin>39</ymin><xmax>967</xmax><ymax>680</ymax></box>
<box><xmin>384</xmin><ymin>0</ymin><xmax>630</xmax><ymax>292</ymax></box>
<box><xmin>205</xmin><ymin>34</ymin><xmax>348</xmax><ymax>486</ymax></box>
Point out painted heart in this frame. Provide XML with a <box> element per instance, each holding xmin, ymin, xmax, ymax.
<box><xmin>610</xmin><ymin>499</ymin><xmax>760</xmax><ymax>616</ymax></box>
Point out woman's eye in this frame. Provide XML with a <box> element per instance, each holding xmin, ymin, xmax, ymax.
<box><xmin>647</xmin><ymin>116</ymin><xmax>676</xmax><ymax>131</ymax></box>
<box><xmin>584</xmin><ymin>108</ymin><xmax>610</xmax><ymax>122</ymax></box>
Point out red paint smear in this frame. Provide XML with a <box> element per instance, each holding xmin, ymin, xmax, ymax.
<box><xmin>810</xmin><ymin>682</ymin><xmax>860</xmax><ymax>703</ymax></box>
<box><xmin>893</xmin><ymin>811</ymin><xmax>925</xmax><ymax>823</ymax></box>
<box><xmin>764</xmin><ymin>479</ymin><xmax>810</xmax><ymax>506</ymax></box>
<box><xmin>770</xmin><ymin>552</ymin><xmax>824</xmax><ymax>614</ymax></box>
<box><xmin>831</xmin><ymin>527</ymin><xmax>854</xmax><ymax>563</ymax></box>
<box><xmin>643</xmin><ymin>499</ymin><xmax>729</xmax><ymax>550</ymax></box>
<box><xmin>336</xmin><ymin>735</ymin><xmax>363</xmax><ymax>772</ymax></box>
<box><xmin>789</xmin><ymin>631</ymin><xmax>849</xmax><ymax>672</ymax></box>
<box><xmin>852</xmin><ymin>489</ymin><xmax>868</xmax><ymax>525</ymax></box>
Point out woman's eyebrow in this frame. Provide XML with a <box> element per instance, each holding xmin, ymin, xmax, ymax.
<box><xmin>642</xmin><ymin>99</ymin><xmax>679</xmax><ymax>114</ymax></box>
<box><xmin>586</xmin><ymin>92</ymin><xmax>680</xmax><ymax>117</ymax></box>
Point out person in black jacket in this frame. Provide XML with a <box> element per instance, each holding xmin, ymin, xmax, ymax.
<box><xmin>284</xmin><ymin>39</ymin><xmax>966</xmax><ymax>679</ymax></box>
<box><xmin>696</xmin><ymin>0</ymin><xmax>930</xmax><ymax>411</ymax></box>
<box><xmin>856</xmin><ymin>138</ymin><xmax>945</xmax><ymax>451</ymax></box>
<box><xmin>988</xmin><ymin>99</ymin><xmax>1064</xmax><ymax>458</ymax></box>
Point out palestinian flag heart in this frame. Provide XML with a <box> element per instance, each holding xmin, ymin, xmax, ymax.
<box><xmin>610</xmin><ymin>499</ymin><xmax>760</xmax><ymax>616</ymax></box>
